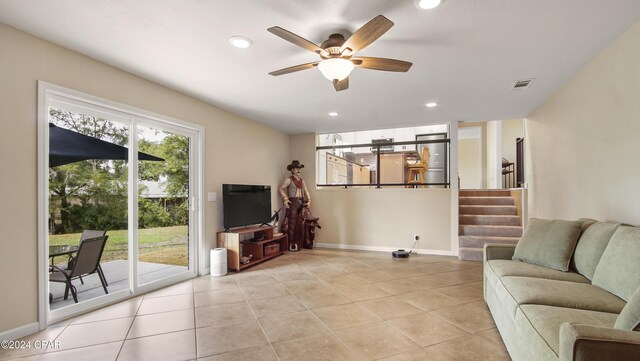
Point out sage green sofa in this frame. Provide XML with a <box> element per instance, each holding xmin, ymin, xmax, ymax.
<box><xmin>483</xmin><ymin>218</ymin><xmax>640</xmax><ymax>361</ymax></box>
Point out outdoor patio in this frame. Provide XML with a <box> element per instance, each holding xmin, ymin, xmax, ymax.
<box><xmin>50</xmin><ymin>260</ymin><xmax>187</xmax><ymax>310</ymax></box>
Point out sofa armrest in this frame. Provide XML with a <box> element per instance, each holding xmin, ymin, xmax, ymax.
<box><xmin>559</xmin><ymin>322</ymin><xmax>640</xmax><ymax>361</ymax></box>
<box><xmin>483</xmin><ymin>243</ymin><xmax>516</xmax><ymax>261</ymax></box>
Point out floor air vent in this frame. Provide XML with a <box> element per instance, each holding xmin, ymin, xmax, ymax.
<box><xmin>511</xmin><ymin>78</ymin><xmax>535</xmax><ymax>90</ymax></box>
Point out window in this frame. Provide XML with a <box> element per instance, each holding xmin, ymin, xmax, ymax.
<box><xmin>316</xmin><ymin>125</ymin><xmax>450</xmax><ymax>188</ymax></box>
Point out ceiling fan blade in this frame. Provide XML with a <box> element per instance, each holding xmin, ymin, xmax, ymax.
<box><xmin>352</xmin><ymin>57</ymin><xmax>412</xmax><ymax>72</ymax></box>
<box><xmin>333</xmin><ymin>78</ymin><xmax>349</xmax><ymax>91</ymax></box>
<box><xmin>340</xmin><ymin>15</ymin><xmax>394</xmax><ymax>54</ymax></box>
<box><xmin>269</xmin><ymin>62</ymin><xmax>319</xmax><ymax>76</ymax></box>
<box><xmin>268</xmin><ymin>26</ymin><xmax>329</xmax><ymax>57</ymax></box>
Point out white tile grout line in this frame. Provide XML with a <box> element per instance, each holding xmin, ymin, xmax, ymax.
<box><xmin>239</xmin><ymin>274</ymin><xmax>282</xmax><ymax>361</ymax></box>
<box><xmin>114</xmin><ymin>294</ymin><xmax>144</xmax><ymax>361</ymax></box>
<box><xmin>277</xmin><ymin>258</ymin><xmax>364</xmax><ymax>359</ymax></box>
<box><xmin>36</xmin><ymin>251</ymin><xmax>486</xmax><ymax>360</ymax></box>
<box><xmin>192</xmin><ymin>278</ymin><xmax>200</xmax><ymax>361</ymax></box>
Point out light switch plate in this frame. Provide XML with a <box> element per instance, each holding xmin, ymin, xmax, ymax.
<box><xmin>208</xmin><ymin>192</ymin><xmax>216</xmax><ymax>202</ymax></box>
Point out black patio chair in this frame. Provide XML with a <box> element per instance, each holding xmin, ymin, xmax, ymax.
<box><xmin>49</xmin><ymin>235</ymin><xmax>109</xmax><ymax>303</ymax></box>
<box><xmin>75</xmin><ymin>230</ymin><xmax>108</xmax><ymax>286</ymax></box>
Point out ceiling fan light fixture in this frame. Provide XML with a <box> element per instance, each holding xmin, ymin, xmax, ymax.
<box><xmin>228</xmin><ymin>36</ymin><xmax>253</xmax><ymax>48</ymax></box>
<box><xmin>417</xmin><ymin>0</ymin><xmax>443</xmax><ymax>10</ymax></box>
<box><xmin>318</xmin><ymin>58</ymin><xmax>354</xmax><ymax>81</ymax></box>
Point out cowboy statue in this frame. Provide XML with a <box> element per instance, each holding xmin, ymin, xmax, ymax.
<box><xmin>279</xmin><ymin>160</ymin><xmax>314</xmax><ymax>251</ymax></box>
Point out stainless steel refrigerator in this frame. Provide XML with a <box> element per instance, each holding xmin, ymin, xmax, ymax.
<box><xmin>415</xmin><ymin>133</ymin><xmax>448</xmax><ymax>188</ymax></box>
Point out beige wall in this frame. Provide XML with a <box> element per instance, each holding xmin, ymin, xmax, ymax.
<box><xmin>459</xmin><ymin>138</ymin><xmax>482</xmax><ymax>189</ymax></box>
<box><xmin>459</xmin><ymin>122</ymin><xmax>487</xmax><ymax>188</ymax></box>
<box><xmin>486</xmin><ymin>121</ymin><xmax>501</xmax><ymax>188</ymax></box>
<box><xmin>526</xmin><ymin>19</ymin><xmax>640</xmax><ymax>224</ymax></box>
<box><xmin>0</xmin><ymin>24</ymin><xmax>290</xmax><ymax>333</ymax></box>
<box><xmin>290</xmin><ymin>134</ymin><xmax>453</xmax><ymax>252</ymax></box>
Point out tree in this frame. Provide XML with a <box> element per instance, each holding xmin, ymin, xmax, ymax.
<box><xmin>49</xmin><ymin>110</ymin><xmax>190</xmax><ymax>233</ymax></box>
<box><xmin>138</xmin><ymin>132</ymin><xmax>190</xmax><ymax>227</ymax></box>
<box><xmin>49</xmin><ymin>109</ymin><xmax>128</xmax><ymax>233</ymax></box>
<box><xmin>139</xmin><ymin>133</ymin><xmax>189</xmax><ymax>196</ymax></box>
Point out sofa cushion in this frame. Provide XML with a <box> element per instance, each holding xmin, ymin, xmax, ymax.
<box><xmin>592</xmin><ymin>226</ymin><xmax>640</xmax><ymax>301</ymax></box>
<box><xmin>512</xmin><ymin>218</ymin><xmax>582</xmax><ymax>271</ymax></box>
<box><xmin>570</xmin><ymin>221</ymin><xmax>620</xmax><ymax>280</ymax></box>
<box><xmin>615</xmin><ymin>286</ymin><xmax>640</xmax><ymax>331</ymax></box>
<box><xmin>487</xmin><ymin>259</ymin><xmax>590</xmax><ymax>284</ymax></box>
<box><xmin>577</xmin><ymin>217</ymin><xmax>598</xmax><ymax>230</ymax></box>
<box><xmin>517</xmin><ymin>304</ymin><xmax>617</xmax><ymax>356</ymax></box>
<box><xmin>501</xmin><ymin>276</ymin><xmax>626</xmax><ymax>314</ymax></box>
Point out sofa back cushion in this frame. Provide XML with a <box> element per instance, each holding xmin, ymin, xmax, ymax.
<box><xmin>570</xmin><ymin>221</ymin><xmax>621</xmax><ymax>280</ymax></box>
<box><xmin>512</xmin><ymin>218</ymin><xmax>582</xmax><ymax>272</ymax></box>
<box><xmin>615</xmin><ymin>286</ymin><xmax>640</xmax><ymax>331</ymax></box>
<box><xmin>592</xmin><ymin>226</ymin><xmax>640</xmax><ymax>301</ymax></box>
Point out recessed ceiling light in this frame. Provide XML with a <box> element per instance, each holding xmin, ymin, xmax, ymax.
<box><xmin>417</xmin><ymin>0</ymin><xmax>444</xmax><ymax>10</ymax></box>
<box><xmin>425</xmin><ymin>102</ymin><xmax>438</xmax><ymax>108</ymax></box>
<box><xmin>328</xmin><ymin>112</ymin><xmax>339</xmax><ymax>117</ymax></box>
<box><xmin>228</xmin><ymin>36</ymin><xmax>253</xmax><ymax>49</ymax></box>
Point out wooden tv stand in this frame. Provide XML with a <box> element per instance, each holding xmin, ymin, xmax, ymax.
<box><xmin>216</xmin><ymin>225</ymin><xmax>287</xmax><ymax>271</ymax></box>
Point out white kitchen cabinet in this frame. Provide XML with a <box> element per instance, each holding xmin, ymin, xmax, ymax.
<box><xmin>415</xmin><ymin>124</ymin><xmax>448</xmax><ymax>136</ymax></box>
<box><xmin>317</xmin><ymin>151</ymin><xmax>327</xmax><ymax>184</ymax></box>
<box><xmin>371</xmin><ymin>129</ymin><xmax>393</xmax><ymax>140</ymax></box>
<box><xmin>326</xmin><ymin>154</ymin><xmax>347</xmax><ymax>184</ymax></box>
<box><xmin>393</xmin><ymin>127</ymin><xmax>417</xmax><ymax>151</ymax></box>
<box><xmin>354</xmin><ymin>130</ymin><xmax>372</xmax><ymax>145</ymax></box>
<box><xmin>351</xmin><ymin>130</ymin><xmax>372</xmax><ymax>153</ymax></box>
<box><xmin>352</xmin><ymin>164</ymin><xmax>371</xmax><ymax>185</ymax></box>
<box><xmin>340</xmin><ymin>132</ymin><xmax>354</xmax><ymax>145</ymax></box>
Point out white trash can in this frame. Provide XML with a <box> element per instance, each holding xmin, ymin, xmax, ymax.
<box><xmin>210</xmin><ymin>248</ymin><xmax>227</xmax><ymax>277</ymax></box>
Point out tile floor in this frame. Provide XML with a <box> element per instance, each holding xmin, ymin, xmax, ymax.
<box><xmin>50</xmin><ymin>261</ymin><xmax>188</xmax><ymax>310</ymax></box>
<box><xmin>1</xmin><ymin>249</ymin><xmax>512</xmax><ymax>361</ymax></box>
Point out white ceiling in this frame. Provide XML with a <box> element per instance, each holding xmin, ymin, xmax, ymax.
<box><xmin>1</xmin><ymin>0</ymin><xmax>640</xmax><ymax>134</ymax></box>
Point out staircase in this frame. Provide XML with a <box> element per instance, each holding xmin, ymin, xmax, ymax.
<box><xmin>459</xmin><ymin>190</ymin><xmax>522</xmax><ymax>261</ymax></box>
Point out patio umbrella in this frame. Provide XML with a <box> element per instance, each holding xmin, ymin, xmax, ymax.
<box><xmin>49</xmin><ymin>123</ymin><xmax>164</xmax><ymax>167</ymax></box>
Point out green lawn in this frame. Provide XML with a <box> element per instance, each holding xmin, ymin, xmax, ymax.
<box><xmin>49</xmin><ymin>225</ymin><xmax>188</xmax><ymax>266</ymax></box>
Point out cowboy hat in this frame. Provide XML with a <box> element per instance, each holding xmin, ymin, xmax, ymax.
<box><xmin>286</xmin><ymin>160</ymin><xmax>305</xmax><ymax>171</ymax></box>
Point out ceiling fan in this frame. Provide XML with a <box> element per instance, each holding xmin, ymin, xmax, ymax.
<box><xmin>268</xmin><ymin>15</ymin><xmax>413</xmax><ymax>91</ymax></box>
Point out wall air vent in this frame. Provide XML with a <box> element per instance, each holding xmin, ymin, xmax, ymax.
<box><xmin>511</xmin><ymin>78</ymin><xmax>535</xmax><ymax>90</ymax></box>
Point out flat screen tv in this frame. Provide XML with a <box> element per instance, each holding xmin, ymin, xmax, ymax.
<box><xmin>222</xmin><ymin>184</ymin><xmax>271</xmax><ymax>229</ymax></box>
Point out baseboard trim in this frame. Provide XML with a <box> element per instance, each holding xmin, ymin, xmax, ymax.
<box><xmin>315</xmin><ymin>243</ymin><xmax>457</xmax><ymax>257</ymax></box>
<box><xmin>0</xmin><ymin>322</ymin><xmax>40</xmax><ymax>342</ymax></box>
<box><xmin>201</xmin><ymin>267</ymin><xmax>210</xmax><ymax>277</ymax></box>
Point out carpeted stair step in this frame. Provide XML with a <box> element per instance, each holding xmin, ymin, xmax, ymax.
<box><xmin>459</xmin><ymin>247</ymin><xmax>484</xmax><ymax>262</ymax></box>
<box><xmin>459</xmin><ymin>189</ymin><xmax>511</xmax><ymax>197</ymax></box>
<box><xmin>459</xmin><ymin>214</ymin><xmax>521</xmax><ymax>226</ymax></box>
<box><xmin>459</xmin><ymin>196</ymin><xmax>514</xmax><ymax>206</ymax></box>
<box><xmin>458</xmin><ymin>189</ymin><xmax>522</xmax><ymax>261</ymax></box>
<box><xmin>459</xmin><ymin>236</ymin><xmax>520</xmax><ymax>248</ymax></box>
<box><xmin>459</xmin><ymin>225</ymin><xmax>523</xmax><ymax>237</ymax></box>
<box><xmin>459</xmin><ymin>205</ymin><xmax>517</xmax><ymax>215</ymax></box>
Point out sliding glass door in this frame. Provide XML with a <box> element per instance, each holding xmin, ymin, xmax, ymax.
<box><xmin>41</xmin><ymin>84</ymin><xmax>201</xmax><ymax>322</ymax></box>
<box><xmin>47</xmin><ymin>105</ymin><xmax>132</xmax><ymax>311</ymax></box>
<box><xmin>136</xmin><ymin>124</ymin><xmax>193</xmax><ymax>286</ymax></box>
